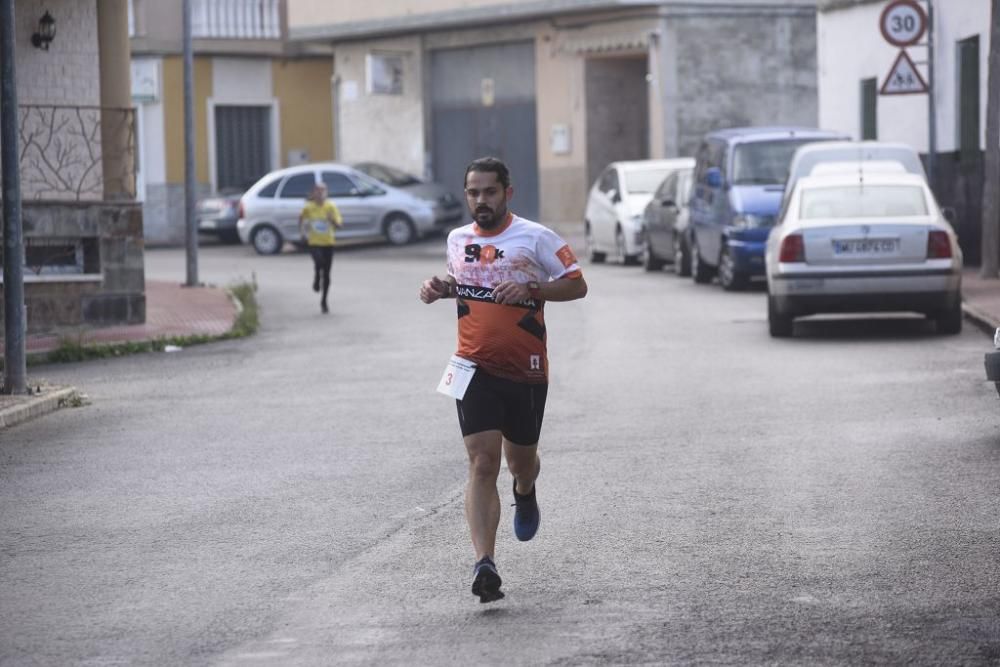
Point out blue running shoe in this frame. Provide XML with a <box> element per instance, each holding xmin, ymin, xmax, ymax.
<box><xmin>512</xmin><ymin>480</ymin><xmax>540</xmax><ymax>541</ymax></box>
<box><xmin>471</xmin><ymin>556</ymin><xmax>504</xmax><ymax>603</ymax></box>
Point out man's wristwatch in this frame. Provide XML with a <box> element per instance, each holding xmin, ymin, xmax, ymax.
<box><xmin>527</xmin><ymin>281</ymin><xmax>541</xmax><ymax>300</ymax></box>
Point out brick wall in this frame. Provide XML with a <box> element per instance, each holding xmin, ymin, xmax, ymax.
<box><xmin>12</xmin><ymin>0</ymin><xmax>101</xmax><ymax>106</ymax></box>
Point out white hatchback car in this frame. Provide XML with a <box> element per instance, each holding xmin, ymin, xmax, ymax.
<box><xmin>765</xmin><ymin>170</ymin><xmax>962</xmax><ymax>337</ymax></box>
<box><xmin>585</xmin><ymin>159</ymin><xmax>695</xmax><ymax>265</ymax></box>
<box><xmin>236</xmin><ymin>163</ymin><xmax>436</xmax><ymax>255</ymax></box>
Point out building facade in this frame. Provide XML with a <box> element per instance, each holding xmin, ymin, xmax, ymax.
<box><xmin>817</xmin><ymin>0</ymin><xmax>991</xmax><ymax>264</ymax></box>
<box><xmin>2</xmin><ymin>0</ymin><xmax>145</xmax><ymax>333</ymax></box>
<box><xmin>288</xmin><ymin>0</ymin><xmax>820</xmax><ymax>223</ymax></box>
<box><xmin>129</xmin><ymin>0</ymin><xmax>335</xmax><ymax>245</ymax></box>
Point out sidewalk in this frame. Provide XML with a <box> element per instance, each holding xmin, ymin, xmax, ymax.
<box><xmin>1</xmin><ymin>269</ymin><xmax>997</xmax><ymax>431</ymax></box>
<box><xmin>0</xmin><ymin>280</ymin><xmax>239</xmax><ymax>430</ymax></box>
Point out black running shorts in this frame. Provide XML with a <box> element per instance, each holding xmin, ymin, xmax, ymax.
<box><xmin>457</xmin><ymin>369</ymin><xmax>548</xmax><ymax>446</ymax></box>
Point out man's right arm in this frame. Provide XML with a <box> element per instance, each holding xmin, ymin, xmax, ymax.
<box><xmin>419</xmin><ymin>275</ymin><xmax>456</xmax><ymax>304</ymax></box>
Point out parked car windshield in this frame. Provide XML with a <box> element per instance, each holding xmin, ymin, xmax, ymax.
<box><xmin>800</xmin><ymin>185</ymin><xmax>928</xmax><ymax>219</ymax></box>
<box><xmin>732</xmin><ymin>140</ymin><xmax>816</xmax><ymax>185</ymax></box>
<box><xmin>624</xmin><ymin>167</ymin><xmax>672</xmax><ymax>194</ymax></box>
<box><xmin>355</xmin><ymin>163</ymin><xmax>421</xmax><ymax>187</ymax></box>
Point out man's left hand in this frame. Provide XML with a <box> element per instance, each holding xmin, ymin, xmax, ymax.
<box><xmin>493</xmin><ymin>281</ymin><xmax>530</xmax><ymax>305</ymax></box>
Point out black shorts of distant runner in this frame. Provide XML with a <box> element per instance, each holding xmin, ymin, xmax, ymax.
<box><xmin>456</xmin><ymin>369</ymin><xmax>548</xmax><ymax>446</ymax></box>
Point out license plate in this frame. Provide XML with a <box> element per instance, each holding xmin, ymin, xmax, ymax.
<box><xmin>199</xmin><ymin>219</ymin><xmax>217</xmax><ymax>230</ymax></box>
<box><xmin>832</xmin><ymin>238</ymin><xmax>899</xmax><ymax>255</ymax></box>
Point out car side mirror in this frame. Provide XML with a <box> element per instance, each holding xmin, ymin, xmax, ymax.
<box><xmin>941</xmin><ymin>206</ymin><xmax>957</xmax><ymax>224</ymax></box>
<box><xmin>705</xmin><ymin>167</ymin><xmax>723</xmax><ymax>189</ymax></box>
<box><xmin>608</xmin><ymin>189</ymin><xmax>621</xmax><ymax>204</ymax></box>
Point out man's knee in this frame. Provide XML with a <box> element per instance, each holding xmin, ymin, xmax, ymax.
<box><xmin>468</xmin><ymin>454</ymin><xmax>500</xmax><ymax>483</ymax></box>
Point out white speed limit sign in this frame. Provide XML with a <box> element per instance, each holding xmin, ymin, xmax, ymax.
<box><xmin>879</xmin><ymin>0</ymin><xmax>927</xmax><ymax>47</ymax></box>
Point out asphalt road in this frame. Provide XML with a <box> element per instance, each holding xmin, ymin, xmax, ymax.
<box><xmin>1</xmin><ymin>237</ymin><xmax>998</xmax><ymax>666</ymax></box>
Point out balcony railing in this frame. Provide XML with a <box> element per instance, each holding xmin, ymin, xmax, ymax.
<box><xmin>14</xmin><ymin>105</ymin><xmax>136</xmax><ymax>201</ymax></box>
<box><xmin>193</xmin><ymin>0</ymin><xmax>281</xmax><ymax>39</ymax></box>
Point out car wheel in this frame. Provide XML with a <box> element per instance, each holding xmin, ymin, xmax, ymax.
<box><xmin>642</xmin><ymin>231</ymin><xmax>665</xmax><ymax>272</ymax></box>
<box><xmin>384</xmin><ymin>214</ymin><xmax>415</xmax><ymax>245</ymax></box>
<box><xmin>691</xmin><ymin>239</ymin><xmax>714</xmax><ymax>284</ymax></box>
<box><xmin>585</xmin><ymin>222</ymin><xmax>606</xmax><ymax>263</ymax></box>
<box><xmin>933</xmin><ymin>300</ymin><xmax>962</xmax><ymax>335</ymax></box>
<box><xmin>251</xmin><ymin>225</ymin><xmax>283</xmax><ymax>255</ymax></box>
<box><xmin>718</xmin><ymin>244</ymin><xmax>748</xmax><ymax>291</ymax></box>
<box><xmin>674</xmin><ymin>232</ymin><xmax>691</xmax><ymax>277</ymax></box>
<box><xmin>768</xmin><ymin>294</ymin><xmax>794</xmax><ymax>338</ymax></box>
<box><xmin>617</xmin><ymin>228</ymin><xmax>639</xmax><ymax>266</ymax></box>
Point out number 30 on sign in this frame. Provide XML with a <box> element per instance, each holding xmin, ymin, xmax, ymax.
<box><xmin>879</xmin><ymin>0</ymin><xmax>927</xmax><ymax>47</ymax></box>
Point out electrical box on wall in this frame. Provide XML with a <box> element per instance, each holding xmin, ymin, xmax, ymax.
<box><xmin>550</xmin><ymin>124</ymin><xmax>571</xmax><ymax>155</ymax></box>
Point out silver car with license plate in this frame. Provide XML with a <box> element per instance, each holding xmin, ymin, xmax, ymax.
<box><xmin>236</xmin><ymin>163</ymin><xmax>436</xmax><ymax>255</ymax></box>
<box><xmin>765</xmin><ymin>170</ymin><xmax>962</xmax><ymax>337</ymax></box>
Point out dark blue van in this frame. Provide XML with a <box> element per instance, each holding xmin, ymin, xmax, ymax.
<box><xmin>687</xmin><ymin>126</ymin><xmax>848</xmax><ymax>290</ymax></box>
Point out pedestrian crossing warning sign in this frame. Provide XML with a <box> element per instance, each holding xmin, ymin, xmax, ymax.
<box><xmin>880</xmin><ymin>50</ymin><xmax>928</xmax><ymax>95</ymax></box>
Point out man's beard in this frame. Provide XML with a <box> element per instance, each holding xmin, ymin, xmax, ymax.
<box><xmin>473</xmin><ymin>203</ymin><xmax>506</xmax><ymax>229</ymax></box>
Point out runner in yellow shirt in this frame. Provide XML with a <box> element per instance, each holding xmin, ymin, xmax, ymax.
<box><xmin>299</xmin><ymin>184</ymin><xmax>343</xmax><ymax>313</ymax></box>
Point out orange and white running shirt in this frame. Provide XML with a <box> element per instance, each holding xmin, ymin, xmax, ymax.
<box><xmin>446</xmin><ymin>212</ymin><xmax>583</xmax><ymax>383</ymax></box>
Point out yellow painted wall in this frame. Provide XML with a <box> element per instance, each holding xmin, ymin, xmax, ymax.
<box><xmin>272</xmin><ymin>58</ymin><xmax>334</xmax><ymax>164</ymax></box>
<box><xmin>163</xmin><ymin>56</ymin><xmax>213</xmax><ymax>184</ymax></box>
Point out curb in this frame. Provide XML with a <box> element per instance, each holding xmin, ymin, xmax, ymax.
<box><xmin>962</xmin><ymin>302</ymin><xmax>999</xmax><ymax>336</ymax></box>
<box><xmin>0</xmin><ymin>387</ymin><xmax>80</xmax><ymax>430</ymax></box>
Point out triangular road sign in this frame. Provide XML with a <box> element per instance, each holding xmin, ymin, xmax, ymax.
<box><xmin>880</xmin><ymin>50</ymin><xmax>928</xmax><ymax>95</ymax></box>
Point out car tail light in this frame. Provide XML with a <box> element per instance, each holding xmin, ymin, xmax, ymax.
<box><xmin>238</xmin><ymin>201</ymin><xmax>245</xmax><ymax>219</ymax></box>
<box><xmin>779</xmin><ymin>234</ymin><xmax>805</xmax><ymax>262</ymax></box>
<box><xmin>927</xmin><ymin>230</ymin><xmax>952</xmax><ymax>259</ymax></box>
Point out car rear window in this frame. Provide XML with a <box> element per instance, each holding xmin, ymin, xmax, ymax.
<box><xmin>257</xmin><ymin>177</ymin><xmax>281</xmax><ymax>198</ymax></box>
<box><xmin>279</xmin><ymin>173</ymin><xmax>317</xmax><ymax>199</ymax></box>
<box><xmin>625</xmin><ymin>168</ymin><xmax>671</xmax><ymax>194</ymax></box>
<box><xmin>800</xmin><ymin>185</ymin><xmax>928</xmax><ymax>219</ymax></box>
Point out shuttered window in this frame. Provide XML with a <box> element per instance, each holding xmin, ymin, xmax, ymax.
<box><xmin>957</xmin><ymin>35</ymin><xmax>980</xmax><ymax>161</ymax></box>
<box><xmin>860</xmin><ymin>78</ymin><xmax>877</xmax><ymax>140</ymax></box>
<box><xmin>215</xmin><ymin>105</ymin><xmax>271</xmax><ymax>192</ymax></box>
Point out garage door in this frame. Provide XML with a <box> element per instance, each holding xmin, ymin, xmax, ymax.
<box><xmin>430</xmin><ymin>41</ymin><xmax>539</xmax><ymax>221</ymax></box>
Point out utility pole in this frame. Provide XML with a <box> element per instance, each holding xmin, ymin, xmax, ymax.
<box><xmin>926</xmin><ymin>0</ymin><xmax>937</xmax><ymax>191</ymax></box>
<box><xmin>183</xmin><ymin>0</ymin><xmax>199</xmax><ymax>287</ymax></box>
<box><xmin>982</xmin><ymin>0</ymin><xmax>1000</xmax><ymax>278</ymax></box>
<box><xmin>1</xmin><ymin>0</ymin><xmax>27</xmax><ymax>395</ymax></box>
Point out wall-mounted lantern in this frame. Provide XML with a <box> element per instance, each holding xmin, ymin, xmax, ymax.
<box><xmin>31</xmin><ymin>11</ymin><xmax>56</xmax><ymax>50</ymax></box>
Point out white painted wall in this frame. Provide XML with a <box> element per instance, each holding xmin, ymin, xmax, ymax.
<box><xmin>333</xmin><ymin>36</ymin><xmax>425</xmax><ymax>176</ymax></box>
<box><xmin>817</xmin><ymin>0</ymin><xmax>990</xmax><ymax>153</ymax></box>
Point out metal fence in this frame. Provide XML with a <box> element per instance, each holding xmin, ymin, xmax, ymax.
<box><xmin>14</xmin><ymin>105</ymin><xmax>136</xmax><ymax>202</ymax></box>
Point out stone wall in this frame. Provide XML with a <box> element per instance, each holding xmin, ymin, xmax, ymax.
<box><xmin>672</xmin><ymin>11</ymin><xmax>819</xmax><ymax>156</ymax></box>
<box><xmin>0</xmin><ymin>202</ymin><xmax>146</xmax><ymax>333</ymax></box>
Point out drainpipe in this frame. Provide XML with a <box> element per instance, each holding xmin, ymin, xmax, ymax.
<box><xmin>1</xmin><ymin>0</ymin><xmax>27</xmax><ymax>394</ymax></box>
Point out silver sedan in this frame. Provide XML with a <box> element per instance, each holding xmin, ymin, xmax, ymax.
<box><xmin>236</xmin><ymin>163</ymin><xmax>437</xmax><ymax>255</ymax></box>
<box><xmin>765</xmin><ymin>170</ymin><xmax>963</xmax><ymax>337</ymax></box>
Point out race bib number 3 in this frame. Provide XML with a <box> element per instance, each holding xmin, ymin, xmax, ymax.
<box><xmin>436</xmin><ymin>355</ymin><xmax>477</xmax><ymax>400</ymax></box>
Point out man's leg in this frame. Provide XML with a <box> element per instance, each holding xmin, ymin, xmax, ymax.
<box><xmin>309</xmin><ymin>246</ymin><xmax>322</xmax><ymax>292</ymax></box>
<box><xmin>464</xmin><ymin>430</ymin><xmax>503</xmax><ymax>560</ymax></box>
<box><xmin>319</xmin><ymin>247</ymin><xmax>333</xmax><ymax>311</ymax></box>
<box><xmin>503</xmin><ymin>440</ymin><xmax>540</xmax><ymax>496</ymax></box>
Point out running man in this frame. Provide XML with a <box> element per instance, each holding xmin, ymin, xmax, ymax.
<box><xmin>419</xmin><ymin>157</ymin><xmax>587</xmax><ymax>603</ymax></box>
